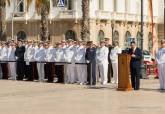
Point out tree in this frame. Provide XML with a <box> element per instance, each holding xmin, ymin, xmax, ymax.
<box><xmin>27</xmin><ymin>0</ymin><xmax>50</xmax><ymax>41</ymax></box>
<box><xmin>81</xmin><ymin>0</ymin><xmax>90</xmax><ymax>41</ymax></box>
<box><xmin>0</xmin><ymin>0</ymin><xmax>10</xmax><ymax>41</ymax></box>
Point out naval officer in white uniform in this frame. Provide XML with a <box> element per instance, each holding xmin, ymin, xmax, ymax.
<box><xmin>156</xmin><ymin>40</ymin><xmax>165</xmax><ymax>90</ymax></box>
<box><xmin>96</xmin><ymin>40</ymin><xmax>109</xmax><ymax>85</ymax></box>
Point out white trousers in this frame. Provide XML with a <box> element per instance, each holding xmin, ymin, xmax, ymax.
<box><xmin>76</xmin><ymin>65</ymin><xmax>87</xmax><ymax>83</ymax></box>
<box><xmin>65</xmin><ymin>63</ymin><xmax>75</xmax><ymax>83</ymax></box>
<box><xmin>158</xmin><ymin>63</ymin><xmax>165</xmax><ymax>89</ymax></box>
<box><xmin>9</xmin><ymin>62</ymin><xmax>16</xmax><ymax>80</ymax></box>
<box><xmin>111</xmin><ymin>63</ymin><xmax>118</xmax><ymax>83</ymax></box>
<box><xmin>37</xmin><ymin>63</ymin><xmax>45</xmax><ymax>81</ymax></box>
<box><xmin>98</xmin><ymin>62</ymin><xmax>108</xmax><ymax>84</ymax></box>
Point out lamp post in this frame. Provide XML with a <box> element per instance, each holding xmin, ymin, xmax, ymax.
<box><xmin>164</xmin><ymin>0</ymin><xmax>165</xmax><ymax>39</ymax></box>
<box><xmin>141</xmin><ymin>0</ymin><xmax>143</xmax><ymax>50</ymax></box>
<box><xmin>111</xmin><ymin>22</ymin><xmax>114</xmax><ymax>44</ymax></box>
<box><xmin>11</xmin><ymin>0</ymin><xmax>24</xmax><ymax>40</ymax></box>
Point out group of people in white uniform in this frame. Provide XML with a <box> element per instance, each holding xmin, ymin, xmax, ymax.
<box><xmin>0</xmin><ymin>38</ymin><xmax>122</xmax><ymax>85</ymax></box>
<box><xmin>0</xmin><ymin>38</ymin><xmax>164</xmax><ymax>90</ymax></box>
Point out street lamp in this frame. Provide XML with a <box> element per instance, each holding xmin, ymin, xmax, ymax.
<box><xmin>111</xmin><ymin>21</ymin><xmax>114</xmax><ymax>44</ymax></box>
<box><xmin>141</xmin><ymin>0</ymin><xmax>143</xmax><ymax>51</ymax></box>
<box><xmin>164</xmin><ymin>0</ymin><xmax>165</xmax><ymax>39</ymax></box>
<box><xmin>11</xmin><ymin>0</ymin><xmax>24</xmax><ymax>40</ymax></box>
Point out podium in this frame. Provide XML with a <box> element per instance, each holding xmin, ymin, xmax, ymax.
<box><xmin>118</xmin><ymin>54</ymin><xmax>132</xmax><ymax>91</ymax></box>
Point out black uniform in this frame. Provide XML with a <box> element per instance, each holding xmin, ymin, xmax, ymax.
<box><xmin>107</xmin><ymin>45</ymin><xmax>113</xmax><ymax>83</ymax></box>
<box><xmin>85</xmin><ymin>47</ymin><xmax>96</xmax><ymax>85</ymax></box>
<box><xmin>15</xmin><ymin>46</ymin><xmax>25</xmax><ymax>80</ymax></box>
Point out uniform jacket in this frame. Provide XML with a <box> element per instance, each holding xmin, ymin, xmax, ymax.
<box><xmin>54</xmin><ymin>48</ymin><xmax>64</xmax><ymax>62</ymax></box>
<box><xmin>75</xmin><ymin>46</ymin><xmax>86</xmax><ymax>63</ymax></box>
<box><xmin>156</xmin><ymin>48</ymin><xmax>165</xmax><ymax>65</ymax></box>
<box><xmin>96</xmin><ymin>46</ymin><xmax>109</xmax><ymax>64</ymax></box>
<box><xmin>15</xmin><ymin>46</ymin><xmax>25</xmax><ymax>61</ymax></box>
<box><xmin>45</xmin><ymin>46</ymin><xmax>55</xmax><ymax>62</ymax></box>
<box><xmin>85</xmin><ymin>47</ymin><xmax>96</xmax><ymax>63</ymax></box>
<box><xmin>110</xmin><ymin>46</ymin><xmax>122</xmax><ymax>63</ymax></box>
<box><xmin>8</xmin><ymin>46</ymin><xmax>16</xmax><ymax>61</ymax></box>
<box><xmin>64</xmin><ymin>45</ymin><xmax>76</xmax><ymax>63</ymax></box>
<box><xmin>0</xmin><ymin>46</ymin><xmax>8</xmax><ymax>61</ymax></box>
<box><xmin>24</xmin><ymin>45</ymin><xmax>35</xmax><ymax>62</ymax></box>
<box><xmin>34</xmin><ymin>46</ymin><xmax>46</xmax><ymax>62</ymax></box>
<box><xmin>128</xmin><ymin>47</ymin><xmax>142</xmax><ymax>68</ymax></box>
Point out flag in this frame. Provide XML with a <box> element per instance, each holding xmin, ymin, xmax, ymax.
<box><xmin>149</xmin><ymin>0</ymin><xmax>154</xmax><ymax>54</ymax></box>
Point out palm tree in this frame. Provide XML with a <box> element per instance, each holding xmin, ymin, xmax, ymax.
<box><xmin>81</xmin><ymin>0</ymin><xmax>90</xmax><ymax>41</ymax></box>
<box><xmin>0</xmin><ymin>0</ymin><xmax>10</xmax><ymax>41</ymax></box>
<box><xmin>27</xmin><ymin>0</ymin><xmax>50</xmax><ymax>41</ymax></box>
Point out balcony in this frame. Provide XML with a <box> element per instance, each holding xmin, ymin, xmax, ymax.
<box><xmin>11</xmin><ymin>12</ymin><xmax>26</xmax><ymax>21</ymax></box>
<box><xmin>95</xmin><ymin>10</ymin><xmax>111</xmax><ymax>19</ymax></box>
<box><xmin>58</xmin><ymin>10</ymin><xmax>77</xmax><ymax>19</ymax></box>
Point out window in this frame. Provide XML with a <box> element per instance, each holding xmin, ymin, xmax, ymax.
<box><xmin>98</xmin><ymin>0</ymin><xmax>104</xmax><ymax>10</ymax></box>
<box><xmin>113</xmin><ymin>30</ymin><xmax>119</xmax><ymax>42</ymax></box>
<box><xmin>136</xmin><ymin>32</ymin><xmax>141</xmax><ymax>48</ymax></box>
<box><xmin>17</xmin><ymin>31</ymin><xmax>26</xmax><ymax>40</ymax></box>
<box><xmin>64</xmin><ymin>0</ymin><xmax>73</xmax><ymax>10</ymax></box>
<box><xmin>124</xmin><ymin>31</ymin><xmax>133</xmax><ymax>47</ymax></box>
<box><xmin>114</xmin><ymin>0</ymin><xmax>117</xmax><ymax>11</ymax></box>
<box><xmin>65</xmin><ymin>30</ymin><xmax>76</xmax><ymax>41</ymax></box>
<box><xmin>148</xmin><ymin>32</ymin><xmax>153</xmax><ymax>52</ymax></box>
<box><xmin>98</xmin><ymin>30</ymin><xmax>105</xmax><ymax>41</ymax></box>
<box><xmin>52</xmin><ymin>0</ymin><xmax>58</xmax><ymax>7</ymax></box>
<box><xmin>17</xmin><ymin>0</ymin><xmax>24</xmax><ymax>12</ymax></box>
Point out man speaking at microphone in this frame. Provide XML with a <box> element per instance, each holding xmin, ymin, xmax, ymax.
<box><xmin>128</xmin><ymin>41</ymin><xmax>142</xmax><ymax>90</ymax></box>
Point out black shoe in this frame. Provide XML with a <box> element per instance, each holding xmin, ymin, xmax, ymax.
<box><xmin>134</xmin><ymin>88</ymin><xmax>140</xmax><ymax>90</ymax></box>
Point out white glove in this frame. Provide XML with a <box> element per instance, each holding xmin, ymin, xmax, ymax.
<box><xmin>86</xmin><ymin>60</ymin><xmax>90</xmax><ymax>63</ymax></box>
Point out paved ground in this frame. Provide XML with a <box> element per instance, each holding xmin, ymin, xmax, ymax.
<box><xmin>0</xmin><ymin>78</ymin><xmax>164</xmax><ymax>114</ymax></box>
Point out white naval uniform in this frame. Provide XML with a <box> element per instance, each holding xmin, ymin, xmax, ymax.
<box><xmin>54</xmin><ymin>48</ymin><xmax>64</xmax><ymax>63</ymax></box>
<box><xmin>0</xmin><ymin>46</ymin><xmax>8</xmax><ymax>61</ymax></box>
<box><xmin>156</xmin><ymin>48</ymin><xmax>165</xmax><ymax>89</ymax></box>
<box><xmin>110</xmin><ymin>46</ymin><xmax>122</xmax><ymax>84</ymax></box>
<box><xmin>64</xmin><ymin>45</ymin><xmax>76</xmax><ymax>83</ymax></box>
<box><xmin>96</xmin><ymin>46</ymin><xmax>109</xmax><ymax>84</ymax></box>
<box><xmin>34</xmin><ymin>46</ymin><xmax>46</xmax><ymax>81</ymax></box>
<box><xmin>8</xmin><ymin>46</ymin><xmax>16</xmax><ymax>80</ymax></box>
<box><xmin>75</xmin><ymin>46</ymin><xmax>87</xmax><ymax>84</ymax></box>
<box><xmin>25</xmin><ymin>45</ymin><xmax>35</xmax><ymax>63</ymax></box>
<box><xmin>45</xmin><ymin>46</ymin><xmax>55</xmax><ymax>62</ymax></box>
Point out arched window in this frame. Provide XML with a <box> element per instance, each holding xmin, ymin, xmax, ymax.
<box><xmin>98</xmin><ymin>30</ymin><xmax>105</xmax><ymax>41</ymax></box>
<box><xmin>124</xmin><ymin>31</ymin><xmax>132</xmax><ymax>47</ymax></box>
<box><xmin>17</xmin><ymin>0</ymin><xmax>24</xmax><ymax>12</ymax></box>
<box><xmin>65</xmin><ymin>30</ymin><xmax>76</xmax><ymax>41</ymax></box>
<box><xmin>17</xmin><ymin>31</ymin><xmax>26</xmax><ymax>40</ymax></box>
<box><xmin>113</xmin><ymin>30</ymin><xmax>119</xmax><ymax>42</ymax></box>
<box><xmin>136</xmin><ymin>32</ymin><xmax>141</xmax><ymax>48</ymax></box>
<box><xmin>148</xmin><ymin>32</ymin><xmax>153</xmax><ymax>52</ymax></box>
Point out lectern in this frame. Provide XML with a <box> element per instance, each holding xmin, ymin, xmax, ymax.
<box><xmin>118</xmin><ymin>54</ymin><xmax>132</xmax><ymax>91</ymax></box>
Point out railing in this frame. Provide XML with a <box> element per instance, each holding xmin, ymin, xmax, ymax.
<box><xmin>95</xmin><ymin>10</ymin><xmax>111</xmax><ymax>19</ymax></box>
<box><xmin>58</xmin><ymin>10</ymin><xmax>77</xmax><ymax>19</ymax></box>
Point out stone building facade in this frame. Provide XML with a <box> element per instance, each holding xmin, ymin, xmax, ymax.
<box><xmin>5</xmin><ymin>0</ymin><xmax>164</xmax><ymax>51</ymax></box>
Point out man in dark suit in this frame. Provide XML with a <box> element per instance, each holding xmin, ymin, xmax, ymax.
<box><xmin>128</xmin><ymin>41</ymin><xmax>142</xmax><ymax>90</ymax></box>
<box><xmin>85</xmin><ymin>41</ymin><xmax>96</xmax><ymax>85</ymax></box>
<box><xmin>15</xmin><ymin>40</ymin><xmax>26</xmax><ymax>80</ymax></box>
